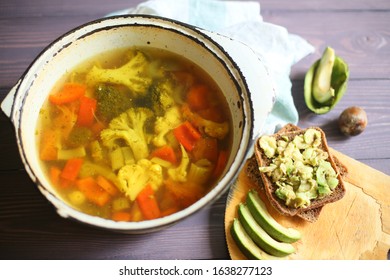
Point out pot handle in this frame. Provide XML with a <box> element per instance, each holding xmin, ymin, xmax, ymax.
<box><xmin>1</xmin><ymin>79</ymin><xmax>21</xmax><ymax>122</ymax></box>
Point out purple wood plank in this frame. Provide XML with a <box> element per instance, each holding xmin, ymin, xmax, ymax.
<box><xmin>0</xmin><ymin>0</ymin><xmax>139</xmax><ymax>17</ymax></box>
<box><xmin>1</xmin><ymin>0</ymin><xmax>389</xmax><ymax>261</ymax></box>
<box><xmin>293</xmin><ymin>79</ymin><xmax>390</xmax><ymax>172</ymax></box>
<box><xmin>1</xmin><ymin>0</ymin><xmax>389</xmax><ymax>17</ymax></box>
<box><xmin>262</xmin><ymin>11</ymin><xmax>390</xmax><ymax>80</ymax></box>
<box><xmin>1</xmin><ymin>9</ymin><xmax>390</xmax><ymax>86</ymax></box>
<box><xmin>261</xmin><ymin>0</ymin><xmax>390</xmax><ymax>11</ymax></box>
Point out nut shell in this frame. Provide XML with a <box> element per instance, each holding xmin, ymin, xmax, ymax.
<box><xmin>338</xmin><ymin>106</ymin><xmax>367</xmax><ymax>136</ymax></box>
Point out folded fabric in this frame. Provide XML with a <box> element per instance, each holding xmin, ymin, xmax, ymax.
<box><xmin>107</xmin><ymin>0</ymin><xmax>315</xmax><ymax>134</ymax></box>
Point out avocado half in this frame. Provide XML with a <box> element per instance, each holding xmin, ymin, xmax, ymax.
<box><xmin>304</xmin><ymin>48</ymin><xmax>349</xmax><ymax>114</ymax></box>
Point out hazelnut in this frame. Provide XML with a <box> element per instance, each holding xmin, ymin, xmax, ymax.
<box><xmin>338</xmin><ymin>106</ymin><xmax>367</xmax><ymax>136</ymax></box>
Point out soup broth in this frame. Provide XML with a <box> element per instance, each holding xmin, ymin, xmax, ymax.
<box><xmin>37</xmin><ymin>46</ymin><xmax>232</xmax><ymax>222</ymax></box>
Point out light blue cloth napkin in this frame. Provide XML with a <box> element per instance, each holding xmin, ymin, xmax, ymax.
<box><xmin>107</xmin><ymin>0</ymin><xmax>315</xmax><ymax>134</ymax></box>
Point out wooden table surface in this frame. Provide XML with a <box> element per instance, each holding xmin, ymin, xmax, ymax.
<box><xmin>1</xmin><ymin>0</ymin><xmax>389</xmax><ymax>260</ymax></box>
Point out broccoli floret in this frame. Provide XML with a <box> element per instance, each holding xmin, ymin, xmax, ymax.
<box><xmin>182</xmin><ymin>104</ymin><xmax>229</xmax><ymax>140</ymax></box>
<box><xmin>133</xmin><ymin>78</ymin><xmax>178</xmax><ymax>115</ymax></box>
<box><xmin>86</xmin><ymin>50</ymin><xmax>152</xmax><ymax>96</ymax></box>
<box><xmin>66</xmin><ymin>126</ymin><xmax>92</xmax><ymax>148</ymax></box>
<box><xmin>117</xmin><ymin>159</ymin><xmax>163</xmax><ymax>201</ymax></box>
<box><xmin>150</xmin><ymin>80</ymin><xmax>176</xmax><ymax>116</ymax></box>
<box><xmin>168</xmin><ymin>145</ymin><xmax>190</xmax><ymax>182</ymax></box>
<box><xmin>100</xmin><ymin>107</ymin><xmax>154</xmax><ymax>161</ymax></box>
<box><xmin>95</xmin><ymin>84</ymin><xmax>133</xmax><ymax>121</ymax></box>
<box><xmin>153</xmin><ymin>106</ymin><xmax>182</xmax><ymax>147</ymax></box>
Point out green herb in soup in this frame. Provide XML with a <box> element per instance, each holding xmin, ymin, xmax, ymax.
<box><xmin>37</xmin><ymin>47</ymin><xmax>232</xmax><ymax>222</ymax></box>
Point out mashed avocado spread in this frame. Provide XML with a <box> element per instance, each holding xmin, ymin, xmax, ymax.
<box><xmin>258</xmin><ymin>129</ymin><xmax>339</xmax><ymax>208</ymax></box>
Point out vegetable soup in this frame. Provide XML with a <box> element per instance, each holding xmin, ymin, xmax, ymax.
<box><xmin>37</xmin><ymin>47</ymin><xmax>232</xmax><ymax>222</ymax></box>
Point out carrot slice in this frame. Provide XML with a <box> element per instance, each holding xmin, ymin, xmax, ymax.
<box><xmin>61</xmin><ymin>158</ymin><xmax>83</xmax><ymax>181</ymax></box>
<box><xmin>59</xmin><ymin>178</ymin><xmax>73</xmax><ymax>189</ymax></box>
<box><xmin>150</xmin><ymin>145</ymin><xmax>177</xmax><ymax>164</ymax></box>
<box><xmin>112</xmin><ymin>211</ymin><xmax>132</xmax><ymax>222</ymax></box>
<box><xmin>165</xmin><ymin>179</ymin><xmax>204</xmax><ymax>208</ymax></box>
<box><xmin>173</xmin><ymin>121</ymin><xmax>202</xmax><ymax>151</ymax></box>
<box><xmin>49</xmin><ymin>166</ymin><xmax>62</xmax><ymax>185</ymax></box>
<box><xmin>96</xmin><ymin>175</ymin><xmax>118</xmax><ymax>196</ymax></box>
<box><xmin>76</xmin><ymin>177</ymin><xmax>110</xmax><ymax>207</ymax></box>
<box><xmin>187</xmin><ymin>84</ymin><xmax>209</xmax><ymax>111</ymax></box>
<box><xmin>160</xmin><ymin>207</ymin><xmax>180</xmax><ymax>217</ymax></box>
<box><xmin>39</xmin><ymin>130</ymin><xmax>58</xmax><ymax>161</ymax></box>
<box><xmin>192</xmin><ymin>137</ymin><xmax>218</xmax><ymax>163</ymax></box>
<box><xmin>77</xmin><ymin>95</ymin><xmax>97</xmax><ymax>127</ymax></box>
<box><xmin>213</xmin><ymin>150</ymin><xmax>228</xmax><ymax>179</ymax></box>
<box><xmin>49</xmin><ymin>83</ymin><xmax>86</xmax><ymax>105</ymax></box>
<box><xmin>52</xmin><ymin>166</ymin><xmax>74</xmax><ymax>189</ymax></box>
<box><xmin>136</xmin><ymin>184</ymin><xmax>161</xmax><ymax>220</ymax></box>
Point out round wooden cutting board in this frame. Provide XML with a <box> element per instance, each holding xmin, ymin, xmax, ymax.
<box><xmin>225</xmin><ymin>149</ymin><xmax>390</xmax><ymax>260</ymax></box>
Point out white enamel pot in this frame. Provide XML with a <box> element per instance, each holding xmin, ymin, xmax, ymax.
<box><xmin>1</xmin><ymin>15</ymin><xmax>275</xmax><ymax>233</ymax></box>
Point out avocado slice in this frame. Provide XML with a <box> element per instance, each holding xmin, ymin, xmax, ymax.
<box><xmin>238</xmin><ymin>203</ymin><xmax>296</xmax><ymax>257</ymax></box>
<box><xmin>246</xmin><ymin>190</ymin><xmax>302</xmax><ymax>243</ymax></box>
<box><xmin>230</xmin><ymin>219</ymin><xmax>281</xmax><ymax>260</ymax></box>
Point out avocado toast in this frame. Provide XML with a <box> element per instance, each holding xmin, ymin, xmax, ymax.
<box><xmin>247</xmin><ymin>124</ymin><xmax>347</xmax><ymax>222</ymax></box>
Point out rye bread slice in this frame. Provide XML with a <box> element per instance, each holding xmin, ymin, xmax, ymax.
<box><xmin>246</xmin><ymin>153</ymin><xmax>348</xmax><ymax>222</ymax></box>
<box><xmin>254</xmin><ymin>125</ymin><xmax>346</xmax><ymax>217</ymax></box>
<box><xmin>277</xmin><ymin>124</ymin><xmax>346</xmax><ymax>222</ymax></box>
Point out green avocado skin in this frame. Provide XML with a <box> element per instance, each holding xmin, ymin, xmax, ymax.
<box><xmin>304</xmin><ymin>53</ymin><xmax>349</xmax><ymax>114</ymax></box>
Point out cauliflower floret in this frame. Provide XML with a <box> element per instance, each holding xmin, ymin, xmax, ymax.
<box><xmin>86</xmin><ymin>50</ymin><xmax>152</xmax><ymax>96</ymax></box>
<box><xmin>153</xmin><ymin>106</ymin><xmax>182</xmax><ymax>147</ymax></box>
<box><xmin>100</xmin><ymin>107</ymin><xmax>154</xmax><ymax>161</ymax></box>
<box><xmin>117</xmin><ymin>164</ymin><xmax>145</xmax><ymax>200</ymax></box>
<box><xmin>182</xmin><ymin>104</ymin><xmax>229</xmax><ymax>140</ymax></box>
<box><xmin>168</xmin><ymin>145</ymin><xmax>190</xmax><ymax>182</ymax></box>
<box><xmin>117</xmin><ymin>159</ymin><xmax>163</xmax><ymax>201</ymax></box>
<box><xmin>137</xmin><ymin>159</ymin><xmax>164</xmax><ymax>189</ymax></box>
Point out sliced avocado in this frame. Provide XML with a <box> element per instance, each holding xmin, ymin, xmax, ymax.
<box><xmin>230</xmin><ymin>219</ymin><xmax>281</xmax><ymax>260</ymax></box>
<box><xmin>238</xmin><ymin>203</ymin><xmax>296</xmax><ymax>257</ymax></box>
<box><xmin>246</xmin><ymin>190</ymin><xmax>302</xmax><ymax>243</ymax></box>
